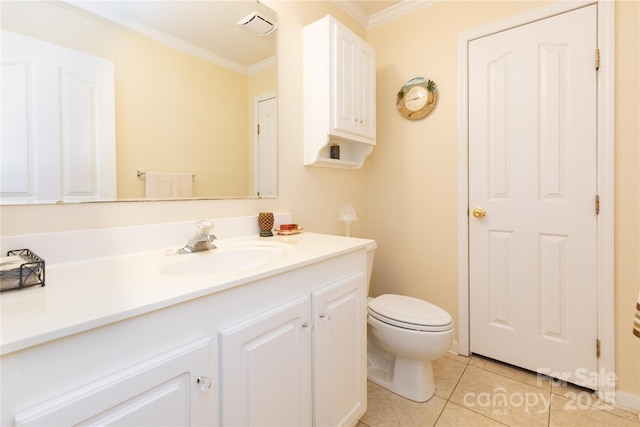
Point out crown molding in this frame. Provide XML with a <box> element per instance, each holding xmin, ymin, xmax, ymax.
<box><xmin>369</xmin><ymin>0</ymin><xmax>440</xmax><ymax>29</ymax></box>
<box><xmin>333</xmin><ymin>0</ymin><xmax>440</xmax><ymax>30</ymax></box>
<box><xmin>52</xmin><ymin>0</ymin><xmax>251</xmax><ymax>75</ymax></box>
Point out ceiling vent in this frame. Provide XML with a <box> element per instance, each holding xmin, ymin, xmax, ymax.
<box><xmin>236</xmin><ymin>11</ymin><xmax>277</xmax><ymax>36</ymax></box>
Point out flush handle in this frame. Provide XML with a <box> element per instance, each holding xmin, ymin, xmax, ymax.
<box><xmin>472</xmin><ymin>208</ymin><xmax>486</xmax><ymax>218</ymax></box>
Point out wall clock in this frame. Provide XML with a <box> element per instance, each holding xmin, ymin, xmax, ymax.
<box><xmin>396</xmin><ymin>77</ymin><xmax>437</xmax><ymax>120</ymax></box>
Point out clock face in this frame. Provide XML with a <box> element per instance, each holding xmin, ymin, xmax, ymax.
<box><xmin>404</xmin><ymin>86</ymin><xmax>428</xmax><ymax>112</ymax></box>
<box><xmin>396</xmin><ymin>77</ymin><xmax>438</xmax><ymax>120</ymax></box>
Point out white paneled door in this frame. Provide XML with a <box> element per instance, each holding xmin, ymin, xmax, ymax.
<box><xmin>255</xmin><ymin>95</ymin><xmax>277</xmax><ymax>198</ymax></box>
<box><xmin>468</xmin><ymin>5</ymin><xmax>598</xmax><ymax>387</ymax></box>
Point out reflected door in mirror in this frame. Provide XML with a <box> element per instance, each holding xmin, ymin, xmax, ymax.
<box><xmin>1</xmin><ymin>29</ymin><xmax>116</xmax><ymax>204</ymax></box>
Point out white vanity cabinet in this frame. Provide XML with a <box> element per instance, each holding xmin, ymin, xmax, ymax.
<box><xmin>303</xmin><ymin>15</ymin><xmax>376</xmax><ymax>169</ymax></box>
<box><xmin>0</xmin><ymin>233</ymin><xmax>370</xmax><ymax>427</ymax></box>
<box><xmin>220</xmin><ymin>265</ymin><xmax>367</xmax><ymax>427</ymax></box>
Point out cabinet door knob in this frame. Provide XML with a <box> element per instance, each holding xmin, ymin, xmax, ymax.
<box><xmin>302</xmin><ymin>322</ymin><xmax>314</xmax><ymax>332</ymax></box>
<box><xmin>197</xmin><ymin>376</ymin><xmax>212</xmax><ymax>392</ymax></box>
<box><xmin>319</xmin><ymin>313</ymin><xmax>331</xmax><ymax>321</ymax></box>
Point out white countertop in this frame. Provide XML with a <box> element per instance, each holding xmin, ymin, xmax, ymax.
<box><xmin>1</xmin><ymin>232</ymin><xmax>374</xmax><ymax>356</ymax></box>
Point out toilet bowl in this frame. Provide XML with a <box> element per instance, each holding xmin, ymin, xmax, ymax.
<box><xmin>365</xmin><ymin>244</ymin><xmax>454</xmax><ymax>402</ymax></box>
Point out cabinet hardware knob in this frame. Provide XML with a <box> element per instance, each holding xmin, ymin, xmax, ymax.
<box><xmin>319</xmin><ymin>313</ymin><xmax>331</xmax><ymax>321</ymax></box>
<box><xmin>302</xmin><ymin>322</ymin><xmax>313</xmax><ymax>331</ymax></box>
<box><xmin>197</xmin><ymin>376</ymin><xmax>212</xmax><ymax>391</ymax></box>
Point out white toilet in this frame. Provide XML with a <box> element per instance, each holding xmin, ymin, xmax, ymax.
<box><xmin>365</xmin><ymin>243</ymin><xmax>454</xmax><ymax>402</ymax></box>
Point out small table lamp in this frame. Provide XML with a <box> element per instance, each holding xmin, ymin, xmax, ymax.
<box><xmin>338</xmin><ymin>204</ymin><xmax>358</xmax><ymax>237</ymax></box>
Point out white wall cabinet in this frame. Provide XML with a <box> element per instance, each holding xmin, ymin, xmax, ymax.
<box><xmin>304</xmin><ymin>16</ymin><xmax>376</xmax><ymax>169</ymax></box>
<box><xmin>220</xmin><ymin>272</ymin><xmax>366</xmax><ymax>427</ymax></box>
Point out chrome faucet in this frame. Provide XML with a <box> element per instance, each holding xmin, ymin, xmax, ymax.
<box><xmin>178</xmin><ymin>220</ymin><xmax>217</xmax><ymax>254</ymax></box>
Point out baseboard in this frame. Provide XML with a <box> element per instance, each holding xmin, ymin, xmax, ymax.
<box><xmin>449</xmin><ymin>339</ymin><xmax>461</xmax><ymax>356</ymax></box>
<box><xmin>616</xmin><ymin>390</ymin><xmax>640</xmax><ymax>417</ymax></box>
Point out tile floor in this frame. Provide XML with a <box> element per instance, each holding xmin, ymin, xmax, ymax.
<box><xmin>358</xmin><ymin>353</ymin><xmax>640</xmax><ymax>427</ymax></box>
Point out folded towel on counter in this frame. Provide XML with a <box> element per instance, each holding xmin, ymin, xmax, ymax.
<box><xmin>144</xmin><ymin>171</ymin><xmax>193</xmax><ymax>199</ymax></box>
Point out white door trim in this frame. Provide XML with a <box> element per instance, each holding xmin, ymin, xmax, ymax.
<box><xmin>457</xmin><ymin>0</ymin><xmax>615</xmax><ymax>400</ymax></box>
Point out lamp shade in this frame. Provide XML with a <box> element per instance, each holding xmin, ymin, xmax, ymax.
<box><xmin>338</xmin><ymin>204</ymin><xmax>358</xmax><ymax>222</ymax></box>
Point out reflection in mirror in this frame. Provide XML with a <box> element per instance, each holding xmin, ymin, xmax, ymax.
<box><xmin>0</xmin><ymin>0</ymin><xmax>277</xmax><ymax>205</ymax></box>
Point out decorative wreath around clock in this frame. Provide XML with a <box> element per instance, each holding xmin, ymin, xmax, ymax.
<box><xmin>396</xmin><ymin>77</ymin><xmax>438</xmax><ymax>120</ymax></box>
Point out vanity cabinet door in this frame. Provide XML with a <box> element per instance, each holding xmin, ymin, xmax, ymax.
<box><xmin>219</xmin><ymin>296</ymin><xmax>313</xmax><ymax>427</ymax></box>
<box><xmin>13</xmin><ymin>338</ymin><xmax>214</xmax><ymax>427</ymax></box>
<box><xmin>312</xmin><ymin>272</ymin><xmax>367</xmax><ymax>427</ymax></box>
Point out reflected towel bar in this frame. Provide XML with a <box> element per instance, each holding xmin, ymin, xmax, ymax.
<box><xmin>137</xmin><ymin>170</ymin><xmax>195</xmax><ymax>178</ymax></box>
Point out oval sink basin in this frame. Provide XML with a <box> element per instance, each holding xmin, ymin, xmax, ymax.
<box><xmin>162</xmin><ymin>245</ymin><xmax>285</xmax><ymax>276</ymax></box>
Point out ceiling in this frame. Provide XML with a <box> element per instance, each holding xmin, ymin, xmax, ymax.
<box><xmin>56</xmin><ymin>0</ymin><xmax>436</xmax><ymax>73</ymax></box>
<box><xmin>59</xmin><ymin>1</ymin><xmax>277</xmax><ymax>73</ymax></box>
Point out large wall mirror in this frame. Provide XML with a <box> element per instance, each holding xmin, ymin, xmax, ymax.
<box><xmin>1</xmin><ymin>0</ymin><xmax>277</xmax><ymax>205</ymax></box>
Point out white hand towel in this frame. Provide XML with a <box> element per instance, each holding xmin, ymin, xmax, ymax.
<box><xmin>144</xmin><ymin>171</ymin><xmax>193</xmax><ymax>199</ymax></box>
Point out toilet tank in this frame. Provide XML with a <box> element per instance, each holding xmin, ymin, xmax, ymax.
<box><xmin>366</xmin><ymin>242</ymin><xmax>377</xmax><ymax>294</ymax></box>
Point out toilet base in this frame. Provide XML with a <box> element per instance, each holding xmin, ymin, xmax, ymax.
<box><xmin>367</xmin><ymin>356</ymin><xmax>436</xmax><ymax>402</ymax></box>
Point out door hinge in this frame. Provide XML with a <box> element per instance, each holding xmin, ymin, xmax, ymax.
<box><xmin>596</xmin><ymin>339</ymin><xmax>601</xmax><ymax>358</ymax></box>
<box><xmin>595</xmin><ymin>195</ymin><xmax>600</xmax><ymax>215</ymax></box>
<box><xmin>257</xmin><ymin>124</ymin><xmax>260</xmax><ymax>135</ymax></box>
<box><xmin>595</xmin><ymin>49</ymin><xmax>600</xmax><ymax>70</ymax></box>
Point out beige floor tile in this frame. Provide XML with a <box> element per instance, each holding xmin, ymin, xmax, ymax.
<box><xmin>433</xmin><ymin>356</ymin><xmax>467</xmax><ymax>399</ymax></box>
<box><xmin>470</xmin><ymin>355</ymin><xmax>551</xmax><ymax>392</ymax></box>
<box><xmin>549</xmin><ymin>380</ymin><xmax>640</xmax><ymax>422</ymax></box>
<box><xmin>360</xmin><ymin>381</ymin><xmax>447</xmax><ymax>427</ymax></box>
<box><xmin>450</xmin><ymin>365</ymin><xmax>551</xmax><ymax>426</ymax></box>
<box><xmin>363</xmin><ymin>353</ymin><xmax>640</xmax><ymax>427</ymax></box>
<box><xmin>435</xmin><ymin>401</ymin><xmax>508</xmax><ymax>426</ymax></box>
<box><xmin>549</xmin><ymin>394</ymin><xmax>640</xmax><ymax>426</ymax></box>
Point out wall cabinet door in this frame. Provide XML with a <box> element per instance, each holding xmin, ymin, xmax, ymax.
<box><xmin>332</xmin><ymin>23</ymin><xmax>376</xmax><ymax>140</ymax></box>
<box><xmin>219</xmin><ymin>296</ymin><xmax>313</xmax><ymax>426</ymax></box>
<box><xmin>13</xmin><ymin>338</ymin><xmax>213</xmax><ymax>427</ymax></box>
<box><xmin>313</xmin><ymin>272</ymin><xmax>367</xmax><ymax>427</ymax></box>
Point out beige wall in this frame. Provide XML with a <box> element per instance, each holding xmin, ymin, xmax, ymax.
<box><xmin>367</xmin><ymin>0</ymin><xmax>640</xmax><ymax>398</ymax></box>
<box><xmin>1</xmin><ymin>0</ymin><xmax>638</xmax><ymax>399</ymax></box>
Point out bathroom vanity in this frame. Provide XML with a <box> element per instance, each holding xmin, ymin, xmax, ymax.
<box><xmin>0</xmin><ymin>216</ymin><xmax>373</xmax><ymax>426</ymax></box>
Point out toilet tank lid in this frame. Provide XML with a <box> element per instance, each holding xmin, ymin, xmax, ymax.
<box><xmin>369</xmin><ymin>294</ymin><xmax>453</xmax><ymax>327</ymax></box>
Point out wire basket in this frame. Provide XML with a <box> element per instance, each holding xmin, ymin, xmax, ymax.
<box><xmin>1</xmin><ymin>249</ymin><xmax>45</xmax><ymax>292</ymax></box>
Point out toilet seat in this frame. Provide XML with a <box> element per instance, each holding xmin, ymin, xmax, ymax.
<box><xmin>368</xmin><ymin>294</ymin><xmax>453</xmax><ymax>332</ymax></box>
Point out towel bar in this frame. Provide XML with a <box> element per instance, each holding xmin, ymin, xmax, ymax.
<box><xmin>136</xmin><ymin>170</ymin><xmax>195</xmax><ymax>178</ymax></box>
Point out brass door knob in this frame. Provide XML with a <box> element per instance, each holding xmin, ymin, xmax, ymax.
<box><xmin>472</xmin><ymin>208</ymin><xmax>486</xmax><ymax>218</ymax></box>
